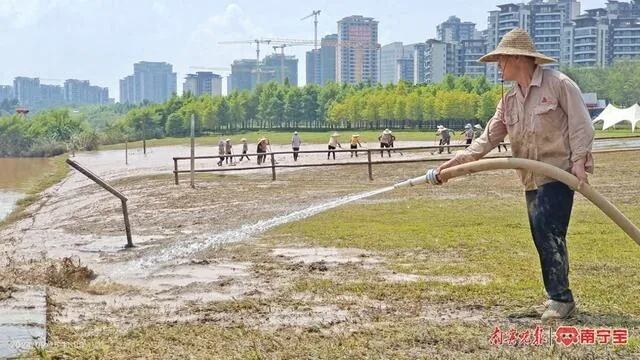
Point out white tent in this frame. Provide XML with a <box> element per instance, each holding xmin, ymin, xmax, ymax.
<box><xmin>592</xmin><ymin>103</ymin><xmax>640</xmax><ymax>132</ymax></box>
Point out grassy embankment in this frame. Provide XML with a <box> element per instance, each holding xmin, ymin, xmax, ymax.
<box><xmin>38</xmin><ymin>150</ymin><xmax>640</xmax><ymax>358</ymax></box>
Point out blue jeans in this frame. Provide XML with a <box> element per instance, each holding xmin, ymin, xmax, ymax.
<box><xmin>525</xmin><ymin>181</ymin><xmax>574</xmax><ymax>303</ymax></box>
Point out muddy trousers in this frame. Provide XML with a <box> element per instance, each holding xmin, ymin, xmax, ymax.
<box><xmin>327</xmin><ymin>145</ymin><xmax>336</xmax><ymax>159</ymax></box>
<box><xmin>293</xmin><ymin>147</ymin><xmax>300</xmax><ymax>161</ymax></box>
<box><xmin>350</xmin><ymin>144</ymin><xmax>358</xmax><ymax>157</ymax></box>
<box><xmin>239</xmin><ymin>151</ymin><xmax>249</xmax><ymax>161</ymax></box>
<box><xmin>380</xmin><ymin>143</ymin><xmax>391</xmax><ymax>157</ymax></box>
<box><xmin>525</xmin><ymin>181</ymin><xmax>574</xmax><ymax>303</ymax></box>
<box><xmin>438</xmin><ymin>139</ymin><xmax>450</xmax><ymax>154</ymax></box>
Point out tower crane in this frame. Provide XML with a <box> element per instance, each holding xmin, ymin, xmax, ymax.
<box><xmin>219</xmin><ymin>39</ymin><xmax>273</xmax><ymax>84</ymax></box>
<box><xmin>271</xmin><ymin>42</ymin><xmax>314</xmax><ymax>84</ymax></box>
<box><xmin>219</xmin><ymin>38</ymin><xmax>312</xmax><ymax>84</ymax></box>
<box><xmin>301</xmin><ymin>10</ymin><xmax>321</xmax><ymax>52</ymax></box>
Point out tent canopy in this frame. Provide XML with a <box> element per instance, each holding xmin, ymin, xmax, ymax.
<box><xmin>592</xmin><ymin>103</ymin><xmax>640</xmax><ymax>132</ymax></box>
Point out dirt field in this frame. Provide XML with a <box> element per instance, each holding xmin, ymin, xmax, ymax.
<box><xmin>1</xmin><ymin>141</ymin><xmax>639</xmax><ymax>358</ymax></box>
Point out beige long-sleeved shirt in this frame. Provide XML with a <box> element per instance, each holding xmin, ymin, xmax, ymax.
<box><xmin>450</xmin><ymin>67</ymin><xmax>594</xmax><ymax>191</ymax></box>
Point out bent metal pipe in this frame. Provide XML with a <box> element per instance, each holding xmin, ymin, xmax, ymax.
<box><xmin>394</xmin><ymin>158</ymin><xmax>640</xmax><ymax>246</ymax></box>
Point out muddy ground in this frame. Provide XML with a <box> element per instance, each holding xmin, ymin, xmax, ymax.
<box><xmin>1</xmin><ymin>140</ymin><xmax>639</xmax><ymax>358</ymax></box>
<box><xmin>0</xmin><ymin>142</ymin><xmax>459</xmax><ymax>327</ymax></box>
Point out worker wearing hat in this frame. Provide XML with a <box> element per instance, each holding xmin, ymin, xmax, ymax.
<box><xmin>224</xmin><ymin>138</ymin><xmax>233</xmax><ymax>164</ymax></box>
<box><xmin>291</xmin><ymin>131</ymin><xmax>302</xmax><ymax>161</ymax></box>
<box><xmin>472</xmin><ymin>124</ymin><xmax>483</xmax><ymax>141</ymax></box>
<box><xmin>462</xmin><ymin>123</ymin><xmax>474</xmax><ymax>148</ymax></box>
<box><xmin>256</xmin><ymin>138</ymin><xmax>270</xmax><ymax>165</ymax></box>
<box><xmin>239</xmin><ymin>138</ymin><xmax>249</xmax><ymax>161</ymax></box>
<box><xmin>217</xmin><ymin>139</ymin><xmax>225</xmax><ymax>167</ymax></box>
<box><xmin>378</xmin><ymin>129</ymin><xmax>393</xmax><ymax>157</ymax></box>
<box><xmin>436</xmin><ymin>125</ymin><xmax>453</xmax><ymax>154</ymax></box>
<box><xmin>327</xmin><ymin>132</ymin><xmax>341</xmax><ymax>160</ymax></box>
<box><xmin>349</xmin><ymin>134</ymin><xmax>362</xmax><ymax>157</ymax></box>
<box><xmin>433</xmin><ymin>28</ymin><xmax>594</xmax><ymax>321</ymax></box>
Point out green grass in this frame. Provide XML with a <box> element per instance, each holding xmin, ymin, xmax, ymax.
<box><xmin>0</xmin><ymin>155</ymin><xmax>69</xmax><ymax>228</ymax></box>
<box><xmin>100</xmin><ymin>128</ymin><xmax>639</xmax><ymax>151</ymax></box>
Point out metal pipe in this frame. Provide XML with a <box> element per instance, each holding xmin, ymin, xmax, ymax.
<box><xmin>394</xmin><ymin>158</ymin><xmax>640</xmax><ymax>246</ymax></box>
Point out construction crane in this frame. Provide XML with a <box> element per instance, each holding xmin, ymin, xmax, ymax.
<box><xmin>219</xmin><ymin>39</ymin><xmax>273</xmax><ymax>84</ymax></box>
<box><xmin>272</xmin><ymin>42</ymin><xmax>314</xmax><ymax>84</ymax></box>
<box><xmin>301</xmin><ymin>10</ymin><xmax>321</xmax><ymax>52</ymax></box>
<box><xmin>219</xmin><ymin>38</ymin><xmax>313</xmax><ymax>84</ymax></box>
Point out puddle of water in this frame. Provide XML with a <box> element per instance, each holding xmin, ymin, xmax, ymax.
<box><xmin>0</xmin><ymin>191</ymin><xmax>23</xmax><ymax>221</ymax></box>
<box><xmin>0</xmin><ymin>325</ymin><xmax>46</xmax><ymax>358</ymax></box>
<box><xmin>112</xmin><ymin>186</ymin><xmax>395</xmax><ymax>275</ymax></box>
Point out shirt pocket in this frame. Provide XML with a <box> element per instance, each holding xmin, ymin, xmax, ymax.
<box><xmin>534</xmin><ymin>100</ymin><xmax>564</xmax><ymax>132</ymax></box>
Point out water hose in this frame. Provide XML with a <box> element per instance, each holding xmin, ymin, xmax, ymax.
<box><xmin>394</xmin><ymin>158</ymin><xmax>640</xmax><ymax>246</ymax></box>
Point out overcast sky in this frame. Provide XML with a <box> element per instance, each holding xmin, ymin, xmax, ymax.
<box><xmin>0</xmin><ymin>0</ymin><xmax>605</xmax><ymax>99</ymax></box>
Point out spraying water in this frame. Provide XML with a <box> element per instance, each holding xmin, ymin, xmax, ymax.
<box><xmin>114</xmin><ymin>185</ymin><xmax>396</xmax><ymax>274</ymax></box>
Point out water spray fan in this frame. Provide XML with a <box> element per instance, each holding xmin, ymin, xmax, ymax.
<box><xmin>394</xmin><ymin>158</ymin><xmax>640</xmax><ymax>246</ymax></box>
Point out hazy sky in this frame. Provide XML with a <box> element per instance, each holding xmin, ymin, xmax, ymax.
<box><xmin>0</xmin><ymin>0</ymin><xmax>605</xmax><ymax>99</ymax></box>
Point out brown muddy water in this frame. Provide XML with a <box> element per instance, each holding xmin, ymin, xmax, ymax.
<box><xmin>0</xmin><ymin>158</ymin><xmax>54</xmax><ymax>221</ymax></box>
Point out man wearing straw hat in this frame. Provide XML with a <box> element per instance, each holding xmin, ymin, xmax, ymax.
<box><xmin>224</xmin><ymin>138</ymin><xmax>234</xmax><ymax>165</ymax></box>
<box><xmin>291</xmin><ymin>131</ymin><xmax>302</xmax><ymax>161</ymax></box>
<box><xmin>239</xmin><ymin>138</ymin><xmax>249</xmax><ymax>161</ymax></box>
<box><xmin>327</xmin><ymin>132</ymin><xmax>341</xmax><ymax>160</ymax></box>
<box><xmin>436</xmin><ymin>125</ymin><xmax>453</xmax><ymax>154</ymax></box>
<box><xmin>378</xmin><ymin>129</ymin><xmax>393</xmax><ymax>157</ymax></box>
<box><xmin>350</xmin><ymin>134</ymin><xmax>362</xmax><ymax>157</ymax></box>
<box><xmin>434</xmin><ymin>28</ymin><xmax>594</xmax><ymax>321</ymax></box>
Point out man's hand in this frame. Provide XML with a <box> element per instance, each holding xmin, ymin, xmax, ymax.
<box><xmin>435</xmin><ymin>158</ymin><xmax>462</xmax><ymax>184</ymax></box>
<box><xmin>571</xmin><ymin>158</ymin><xmax>589</xmax><ymax>185</ymax></box>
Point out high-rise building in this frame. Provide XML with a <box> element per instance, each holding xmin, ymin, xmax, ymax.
<box><xmin>336</xmin><ymin>15</ymin><xmax>379</xmax><ymax>84</ymax></box>
<box><xmin>425</xmin><ymin>39</ymin><xmax>458</xmax><ymax>83</ymax></box>
<box><xmin>119</xmin><ymin>75</ymin><xmax>135</xmax><ymax>104</ymax></box>
<box><xmin>119</xmin><ymin>61</ymin><xmax>177</xmax><ymax>104</ymax></box>
<box><xmin>412</xmin><ymin>43</ymin><xmax>428</xmax><ymax>84</ymax></box>
<box><xmin>0</xmin><ymin>86</ymin><xmax>13</xmax><ymax>102</ymax></box>
<box><xmin>437</xmin><ymin>16</ymin><xmax>478</xmax><ymax>43</ymax></box>
<box><xmin>320</xmin><ymin>34</ymin><xmax>337</xmax><ymax>84</ymax></box>
<box><xmin>183</xmin><ymin>72</ymin><xmax>222</xmax><ymax>97</ymax></box>
<box><xmin>306</xmin><ymin>49</ymin><xmax>320</xmax><ymax>85</ymax></box>
<box><xmin>459</xmin><ymin>39</ymin><xmax>487</xmax><ymax>77</ymax></box>
<box><xmin>380</xmin><ymin>42</ymin><xmax>406</xmax><ymax>84</ymax></box>
<box><xmin>379</xmin><ymin>42</ymin><xmax>424</xmax><ymax>84</ymax></box>
<box><xmin>13</xmin><ymin>77</ymin><xmax>41</xmax><ymax>106</ymax></box>
<box><xmin>563</xmin><ymin>1</ymin><xmax>640</xmax><ymax>68</ymax></box>
<box><xmin>64</xmin><ymin>79</ymin><xmax>109</xmax><ymax>105</ymax></box>
<box><xmin>39</xmin><ymin>85</ymin><xmax>64</xmax><ymax>106</ymax></box>
<box><xmin>228</xmin><ymin>59</ymin><xmax>257</xmax><ymax>93</ymax></box>
<box><xmin>611</xmin><ymin>17</ymin><xmax>640</xmax><ymax>62</ymax></box>
<box><xmin>262</xmin><ymin>54</ymin><xmax>298</xmax><ymax>86</ymax></box>
<box><xmin>306</xmin><ymin>34</ymin><xmax>338</xmax><ymax>85</ymax></box>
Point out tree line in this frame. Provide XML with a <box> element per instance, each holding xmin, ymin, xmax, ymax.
<box><xmin>2</xmin><ymin>61</ymin><xmax>639</xmax><ymax>157</ymax></box>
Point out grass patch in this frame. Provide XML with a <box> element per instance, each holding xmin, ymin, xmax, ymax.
<box><xmin>0</xmin><ymin>154</ymin><xmax>69</xmax><ymax>228</ymax></box>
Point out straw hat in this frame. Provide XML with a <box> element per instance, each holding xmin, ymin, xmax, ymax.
<box><xmin>383</xmin><ymin>129</ymin><xmax>391</xmax><ymax>135</ymax></box>
<box><xmin>465</xmin><ymin>124</ymin><xmax>472</xmax><ymax>129</ymax></box>
<box><xmin>331</xmin><ymin>132</ymin><xmax>340</xmax><ymax>137</ymax></box>
<box><xmin>294</xmin><ymin>131</ymin><xmax>298</xmax><ymax>135</ymax></box>
<box><xmin>479</xmin><ymin>28</ymin><xmax>556</xmax><ymax>65</ymax></box>
<box><xmin>352</xmin><ymin>134</ymin><xmax>360</xmax><ymax>138</ymax></box>
<box><xmin>225</xmin><ymin>138</ymin><xmax>231</xmax><ymax>142</ymax></box>
<box><xmin>437</xmin><ymin>125</ymin><xmax>445</xmax><ymax>130</ymax></box>
<box><xmin>474</xmin><ymin>124</ymin><xmax>483</xmax><ymax>130</ymax></box>
<box><xmin>240</xmin><ymin>138</ymin><xmax>247</xmax><ymax>142</ymax></box>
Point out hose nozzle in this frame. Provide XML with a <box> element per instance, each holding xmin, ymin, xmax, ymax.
<box><xmin>394</xmin><ymin>168</ymin><xmax>441</xmax><ymax>189</ymax></box>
